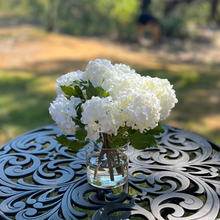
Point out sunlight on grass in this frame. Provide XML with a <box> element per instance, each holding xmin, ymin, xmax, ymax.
<box><xmin>0</xmin><ymin>70</ymin><xmax>56</xmax><ymax>146</ymax></box>
<box><xmin>0</xmin><ymin>95</ymin><xmax>14</xmax><ymax>113</ymax></box>
<box><xmin>32</xmin><ymin>75</ymin><xmax>60</xmax><ymax>94</ymax></box>
<box><xmin>174</xmin><ymin>71</ymin><xmax>199</xmax><ymax>88</ymax></box>
<box><xmin>0</xmin><ymin>70</ymin><xmax>35</xmax><ymax>79</ymax></box>
<box><xmin>217</xmin><ymin>80</ymin><xmax>220</xmax><ymax>88</ymax></box>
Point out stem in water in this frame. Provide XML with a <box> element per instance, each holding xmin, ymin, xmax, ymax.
<box><xmin>94</xmin><ymin>133</ymin><xmax>115</xmax><ymax>181</ymax></box>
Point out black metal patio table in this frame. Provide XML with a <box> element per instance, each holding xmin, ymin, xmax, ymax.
<box><xmin>0</xmin><ymin>124</ymin><xmax>220</xmax><ymax>220</ymax></box>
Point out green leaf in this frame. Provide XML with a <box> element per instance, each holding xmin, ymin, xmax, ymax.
<box><xmin>71</xmin><ymin>80</ymin><xmax>87</xmax><ymax>89</ymax></box>
<box><xmin>108</xmin><ymin>137</ymin><xmax>128</xmax><ymax>148</ymax></box>
<box><xmin>61</xmin><ymin>85</ymin><xmax>77</xmax><ymax>99</ymax></box>
<box><xmin>76</xmin><ymin>104</ymin><xmax>83</xmax><ymax>120</ymax></box>
<box><xmin>86</xmin><ymin>81</ymin><xmax>109</xmax><ymax>99</ymax></box>
<box><xmin>75</xmin><ymin>128</ymin><xmax>87</xmax><ymax>140</ymax></box>
<box><xmin>129</xmin><ymin>131</ymin><xmax>157</xmax><ymax>149</ymax></box>
<box><xmin>96</xmin><ymin>137</ymin><xmax>103</xmax><ymax>143</ymax></box>
<box><xmin>144</xmin><ymin>134</ymin><xmax>158</xmax><ymax>148</ymax></box>
<box><xmin>74</xmin><ymin>85</ymin><xmax>84</xmax><ymax>99</ymax></box>
<box><xmin>56</xmin><ymin>134</ymin><xmax>83</xmax><ymax>151</ymax></box>
<box><xmin>126</xmin><ymin>127</ymin><xmax>137</xmax><ymax>136</ymax></box>
<box><xmin>72</xmin><ymin>117</ymin><xmax>85</xmax><ymax>129</ymax></box>
<box><xmin>61</xmin><ymin>85</ymin><xmax>84</xmax><ymax>100</ymax></box>
<box><xmin>146</xmin><ymin>123</ymin><xmax>164</xmax><ymax>135</ymax></box>
<box><xmin>80</xmin><ymin>140</ymin><xmax>90</xmax><ymax>146</ymax></box>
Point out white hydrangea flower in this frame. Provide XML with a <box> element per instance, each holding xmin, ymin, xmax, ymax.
<box><xmin>49</xmin><ymin>94</ymin><xmax>81</xmax><ymax>134</ymax></box>
<box><xmin>114</xmin><ymin>63</ymin><xmax>137</xmax><ymax>75</ymax></box>
<box><xmin>118</xmin><ymin>88</ymin><xmax>161</xmax><ymax>132</ymax></box>
<box><xmin>103</xmin><ymin>73</ymin><xmax>142</xmax><ymax>98</ymax></box>
<box><xmin>56</xmin><ymin>70</ymin><xmax>85</xmax><ymax>96</ymax></box>
<box><xmin>102</xmin><ymin>63</ymin><xmax>140</xmax><ymax>96</ymax></box>
<box><xmin>83</xmin><ymin>59</ymin><xmax>117</xmax><ymax>88</ymax></box>
<box><xmin>81</xmin><ymin>96</ymin><xmax>124</xmax><ymax>141</ymax></box>
<box><xmin>139</xmin><ymin>76</ymin><xmax>178</xmax><ymax>120</ymax></box>
<box><xmin>84</xmin><ymin>126</ymin><xmax>100</xmax><ymax>142</ymax></box>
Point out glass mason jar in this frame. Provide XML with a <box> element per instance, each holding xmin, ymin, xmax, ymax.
<box><xmin>86</xmin><ymin>142</ymin><xmax>129</xmax><ymax>189</ymax></box>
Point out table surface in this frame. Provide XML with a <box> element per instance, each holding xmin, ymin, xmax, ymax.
<box><xmin>0</xmin><ymin>124</ymin><xmax>220</xmax><ymax>220</ymax></box>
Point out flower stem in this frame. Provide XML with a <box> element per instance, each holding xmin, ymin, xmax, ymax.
<box><xmin>103</xmin><ymin>133</ymin><xmax>115</xmax><ymax>181</ymax></box>
<box><xmin>94</xmin><ymin>133</ymin><xmax>125</xmax><ymax>182</ymax></box>
<box><xmin>103</xmin><ymin>133</ymin><xmax>110</xmax><ymax>148</ymax></box>
<box><xmin>116</xmin><ymin>150</ymin><xmax>124</xmax><ymax>177</ymax></box>
<box><xmin>94</xmin><ymin>133</ymin><xmax>115</xmax><ymax>182</ymax></box>
<box><xmin>107</xmin><ymin>151</ymin><xmax>114</xmax><ymax>181</ymax></box>
<box><xmin>118</xmin><ymin>126</ymin><xmax>128</xmax><ymax>137</ymax></box>
<box><xmin>108</xmin><ymin>126</ymin><xmax>128</xmax><ymax>144</ymax></box>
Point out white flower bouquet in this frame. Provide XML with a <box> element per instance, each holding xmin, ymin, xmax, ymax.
<box><xmin>49</xmin><ymin>59</ymin><xmax>177</xmax><ymax>149</ymax></box>
<box><xmin>49</xmin><ymin>59</ymin><xmax>177</xmax><ymax>187</ymax></box>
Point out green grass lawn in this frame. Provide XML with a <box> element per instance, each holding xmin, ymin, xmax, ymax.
<box><xmin>1</xmin><ymin>65</ymin><xmax>220</xmax><ymax>147</ymax></box>
<box><xmin>0</xmin><ymin>70</ymin><xmax>57</xmax><ymax>145</ymax></box>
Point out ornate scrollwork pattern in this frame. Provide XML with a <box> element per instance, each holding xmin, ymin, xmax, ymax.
<box><xmin>0</xmin><ymin>124</ymin><xmax>220</xmax><ymax>219</ymax></box>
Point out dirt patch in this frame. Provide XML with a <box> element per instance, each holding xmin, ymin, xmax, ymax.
<box><xmin>0</xmin><ymin>25</ymin><xmax>220</xmax><ymax>75</ymax></box>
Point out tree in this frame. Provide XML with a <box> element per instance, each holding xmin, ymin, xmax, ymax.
<box><xmin>46</xmin><ymin>0</ymin><xmax>69</xmax><ymax>32</ymax></box>
<box><xmin>164</xmin><ymin>0</ymin><xmax>195</xmax><ymax>16</ymax></box>
<box><xmin>210</xmin><ymin>0</ymin><xmax>220</xmax><ymax>25</ymax></box>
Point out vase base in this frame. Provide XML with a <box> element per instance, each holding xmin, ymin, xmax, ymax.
<box><xmin>86</xmin><ymin>144</ymin><xmax>129</xmax><ymax>189</ymax></box>
<box><xmin>87</xmin><ymin>166</ymin><xmax>128</xmax><ymax>189</ymax></box>
<box><xmin>87</xmin><ymin>175</ymin><xmax>128</xmax><ymax>189</ymax></box>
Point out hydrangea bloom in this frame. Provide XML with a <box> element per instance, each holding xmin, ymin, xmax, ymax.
<box><xmin>138</xmin><ymin>76</ymin><xmax>178</xmax><ymax>120</ymax></box>
<box><xmin>49</xmin><ymin>94</ymin><xmax>81</xmax><ymax>134</ymax></box>
<box><xmin>103</xmin><ymin>72</ymin><xmax>142</xmax><ymax>98</ymax></box>
<box><xmin>114</xmin><ymin>63</ymin><xmax>136</xmax><ymax>75</ymax></box>
<box><xmin>56</xmin><ymin>70</ymin><xmax>84</xmax><ymax>96</ymax></box>
<box><xmin>49</xmin><ymin>59</ymin><xmax>178</xmax><ymax>143</ymax></box>
<box><xmin>83</xmin><ymin>59</ymin><xmax>117</xmax><ymax>88</ymax></box>
<box><xmin>81</xmin><ymin>96</ymin><xmax>124</xmax><ymax>141</ymax></box>
<box><xmin>117</xmin><ymin>88</ymin><xmax>161</xmax><ymax>132</ymax></box>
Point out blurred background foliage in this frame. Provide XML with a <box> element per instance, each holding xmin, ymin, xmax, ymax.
<box><xmin>0</xmin><ymin>0</ymin><xmax>220</xmax><ymax>38</ymax></box>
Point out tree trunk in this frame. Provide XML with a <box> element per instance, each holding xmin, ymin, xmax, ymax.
<box><xmin>46</xmin><ymin>0</ymin><xmax>68</xmax><ymax>32</ymax></box>
<box><xmin>210</xmin><ymin>0</ymin><xmax>220</xmax><ymax>25</ymax></box>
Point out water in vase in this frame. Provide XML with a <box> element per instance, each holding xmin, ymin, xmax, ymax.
<box><xmin>87</xmin><ymin>152</ymin><xmax>128</xmax><ymax>189</ymax></box>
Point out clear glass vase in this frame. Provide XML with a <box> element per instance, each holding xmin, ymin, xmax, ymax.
<box><xmin>86</xmin><ymin>142</ymin><xmax>129</xmax><ymax>189</ymax></box>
